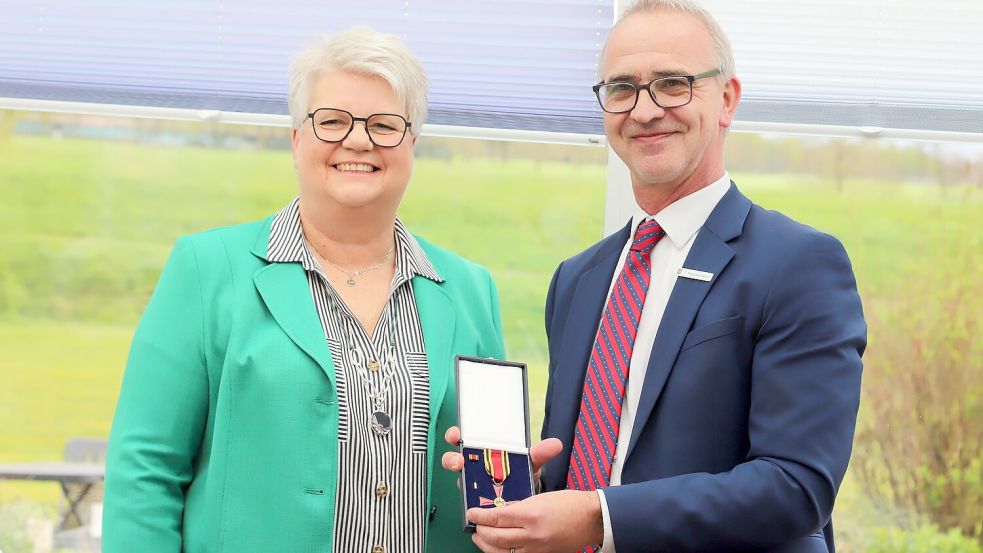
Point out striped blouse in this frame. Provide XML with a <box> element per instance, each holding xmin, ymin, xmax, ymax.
<box><xmin>267</xmin><ymin>198</ymin><xmax>440</xmax><ymax>553</ymax></box>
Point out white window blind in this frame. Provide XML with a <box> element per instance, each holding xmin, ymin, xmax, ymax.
<box><xmin>2</xmin><ymin>1</ymin><xmax>980</xmax><ymax>138</ymax></box>
<box><xmin>702</xmin><ymin>0</ymin><xmax>983</xmax><ymax>136</ymax></box>
<box><xmin>0</xmin><ymin>0</ymin><xmax>614</xmax><ymax>135</ymax></box>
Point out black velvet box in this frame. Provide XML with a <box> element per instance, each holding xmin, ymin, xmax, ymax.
<box><xmin>455</xmin><ymin>356</ymin><xmax>534</xmax><ymax>531</ymax></box>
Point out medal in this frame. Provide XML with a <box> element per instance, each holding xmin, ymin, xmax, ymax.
<box><xmin>478</xmin><ymin>449</ymin><xmax>512</xmax><ymax>508</ymax></box>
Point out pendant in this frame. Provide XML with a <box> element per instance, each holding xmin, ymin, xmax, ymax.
<box><xmin>493</xmin><ymin>483</ymin><xmax>506</xmax><ymax>507</ymax></box>
<box><xmin>371</xmin><ymin>410</ymin><xmax>392</xmax><ymax>435</ymax></box>
<box><xmin>347</xmin><ymin>276</ymin><xmax>357</xmax><ymax>287</ymax></box>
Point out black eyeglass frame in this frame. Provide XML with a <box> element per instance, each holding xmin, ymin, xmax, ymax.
<box><xmin>305</xmin><ymin>107</ymin><xmax>413</xmax><ymax>148</ymax></box>
<box><xmin>592</xmin><ymin>68</ymin><xmax>722</xmax><ymax>113</ymax></box>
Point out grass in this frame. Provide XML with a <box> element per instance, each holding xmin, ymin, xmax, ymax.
<box><xmin>0</xmin><ymin>322</ymin><xmax>131</xmax><ymax>503</ymax></box>
<box><xmin>0</xmin><ymin>134</ymin><xmax>606</xmax><ymax>504</ymax></box>
<box><xmin>1</xmin><ymin>133</ymin><xmax>981</xmax><ymax>550</ymax></box>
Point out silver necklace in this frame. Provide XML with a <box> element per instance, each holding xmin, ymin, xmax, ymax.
<box><xmin>320</xmin><ymin>245</ymin><xmax>394</xmax><ymax>287</ymax></box>
<box><xmin>334</xmin><ymin>299</ymin><xmax>399</xmax><ymax>436</ymax></box>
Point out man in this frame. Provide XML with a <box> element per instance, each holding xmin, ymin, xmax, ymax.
<box><xmin>444</xmin><ymin>1</ymin><xmax>865</xmax><ymax>551</ymax></box>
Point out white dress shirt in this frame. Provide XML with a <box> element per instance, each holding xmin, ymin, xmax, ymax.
<box><xmin>595</xmin><ymin>174</ymin><xmax>731</xmax><ymax>552</ymax></box>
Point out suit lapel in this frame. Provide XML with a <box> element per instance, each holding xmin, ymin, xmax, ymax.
<box><xmin>625</xmin><ymin>184</ymin><xmax>751</xmax><ymax>459</ymax></box>
<box><xmin>550</xmin><ymin>223</ymin><xmax>631</xmax><ymax>449</ymax></box>
<box><xmin>413</xmin><ymin>276</ymin><xmax>455</xmax><ymax>419</ymax></box>
<box><xmin>250</xmin><ymin>220</ymin><xmax>336</xmax><ymax>386</ymax></box>
<box><xmin>253</xmin><ymin>262</ymin><xmax>336</xmax><ymax>387</ymax></box>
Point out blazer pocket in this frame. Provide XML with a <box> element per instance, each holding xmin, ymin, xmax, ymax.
<box><xmin>680</xmin><ymin>315</ymin><xmax>744</xmax><ymax>352</ymax></box>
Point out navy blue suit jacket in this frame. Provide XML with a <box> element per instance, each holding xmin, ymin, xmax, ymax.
<box><xmin>541</xmin><ymin>184</ymin><xmax>866</xmax><ymax>552</ymax></box>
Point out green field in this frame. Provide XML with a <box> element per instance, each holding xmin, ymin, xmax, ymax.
<box><xmin>1</xmin><ymin>133</ymin><xmax>981</xmax><ymax>550</ymax></box>
<box><xmin>0</xmin><ymin>134</ymin><xmax>606</xmax><ymax>499</ymax></box>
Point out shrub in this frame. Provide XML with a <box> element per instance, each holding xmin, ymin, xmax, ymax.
<box><xmin>853</xmin><ymin>253</ymin><xmax>983</xmax><ymax>542</ymax></box>
<box><xmin>867</xmin><ymin>524</ymin><xmax>982</xmax><ymax>553</ymax></box>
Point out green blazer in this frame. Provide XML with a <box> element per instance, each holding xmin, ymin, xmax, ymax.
<box><xmin>103</xmin><ymin>215</ymin><xmax>505</xmax><ymax>552</ymax></box>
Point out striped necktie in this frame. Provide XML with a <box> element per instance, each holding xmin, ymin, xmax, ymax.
<box><xmin>566</xmin><ymin>219</ymin><xmax>665</xmax><ymax>540</ymax></box>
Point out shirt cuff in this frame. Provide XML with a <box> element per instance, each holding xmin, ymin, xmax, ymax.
<box><xmin>596</xmin><ymin>488</ymin><xmax>616</xmax><ymax>553</ymax></box>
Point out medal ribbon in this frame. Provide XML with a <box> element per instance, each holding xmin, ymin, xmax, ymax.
<box><xmin>478</xmin><ymin>449</ymin><xmax>513</xmax><ymax>508</ymax></box>
<box><xmin>483</xmin><ymin>448</ymin><xmax>510</xmax><ymax>485</ymax></box>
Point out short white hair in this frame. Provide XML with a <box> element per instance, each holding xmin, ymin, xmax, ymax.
<box><xmin>287</xmin><ymin>26</ymin><xmax>429</xmax><ymax>134</ymax></box>
<box><xmin>605</xmin><ymin>0</ymin><xmax>735</xmax><ymax>84</ymax></box>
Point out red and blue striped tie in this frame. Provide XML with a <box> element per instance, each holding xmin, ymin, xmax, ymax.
<box><xmin>567</xmin><ymin>219</ymin><xmax>664</xmax><ymax>550</ymax></box>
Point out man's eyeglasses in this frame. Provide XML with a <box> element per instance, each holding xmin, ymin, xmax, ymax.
<box><xmin>593</xmin><ymin>68</ymin><xmax>721</xmax><ymax>113</ymax></box>
<box><xmin>306</xmin><ymin>108</ymin><xmax>411</xmax><ymax>147</ymax></box>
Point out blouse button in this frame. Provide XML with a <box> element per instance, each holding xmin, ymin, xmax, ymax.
<box><xmin>375</xmin><ymin>482</ymin><xmax>389</xmax><ymax>498</ymax></box>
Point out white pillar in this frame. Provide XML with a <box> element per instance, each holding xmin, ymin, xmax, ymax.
<box><xmin>603</xmin><ymin>147</ymin><xmax>635</xmax><ymax>236</ymax></box>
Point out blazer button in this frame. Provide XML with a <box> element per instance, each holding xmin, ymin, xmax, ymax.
<box><xmin>429</xmin><ymin>506</ymin><xmax>438</xmax><ymax>522</ymax></box>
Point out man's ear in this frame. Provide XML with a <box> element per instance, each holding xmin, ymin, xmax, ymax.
<box><xmin>719</xmin><ymin>76</ymin><xmax>741</xmax><ymax>128</ymax></box>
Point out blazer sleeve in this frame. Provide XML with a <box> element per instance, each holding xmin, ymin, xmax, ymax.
<box><xmin>103</xmin><ymin>237</ymin><xmax>210</xmax><ymax>552</ymax></box>
<box><xmin>479</xmin><ymin>268</ymin><xmax>507</xmax><ymax>360</ymax></box>
<box><xmin>603</xmin><ymin>232</ymin><xmax>866</xmax><ymax>551</ymax></box>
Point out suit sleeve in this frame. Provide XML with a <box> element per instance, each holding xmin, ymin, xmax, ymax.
<box><xmin>103</xmin><ymin>237</ymin><xmax>210</xmax><ymax>552</ymax></box>
<box><xmin>541</xmin><ymin>261</ymin><xmax>563</xmax><ymax>441</ymax></box>
<box><xmin>603</xmin><ymin>233</ymin><xmax>866</xmax><ymax>551</ymax></box>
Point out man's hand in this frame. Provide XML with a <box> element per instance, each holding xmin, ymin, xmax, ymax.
<box><xmin>440</xmin><ymin>426</ymin><xmax>563</xmax><ymax>483</ymax></box>
<box><xmin>467</xmin><ymin>489</ymin><xmax>603</xmax><ymax>553</ymax></box>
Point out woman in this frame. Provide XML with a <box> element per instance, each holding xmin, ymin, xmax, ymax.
<box><xmin>103</xmin><ymin>26</ymin><xmax>503</xmax><ymax>553</ymax></box>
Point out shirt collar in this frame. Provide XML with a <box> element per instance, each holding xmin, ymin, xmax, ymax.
<box><xmin>393</xmin><ymin>217</ymin><xmax>443</xmax><ymax>283</ymax></box>
<box><xmin>629</xmin><ymin>172</ymin><xmax>731</xmax><ymax>250</ymax></box>
<box><xmin>267</xmin><ymin>196</ymin><xmax>442</xmax><ymax>283</ymax></box>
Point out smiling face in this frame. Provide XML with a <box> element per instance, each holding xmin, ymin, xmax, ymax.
<box><xmin>601</xmin><ymin>9</ymin><xmax>740</xmax><ymax>202</ymax></box>
<box><xmin>291</xmin><ymin>70</ymin><xmax>415</xmax><ymax>215</ymax></box>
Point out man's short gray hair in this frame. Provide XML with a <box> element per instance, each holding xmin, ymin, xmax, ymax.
<box><xmin>287</xmin><ymin>26</ymin><xmax>429</xmax><ymax>134</ymax></box>
<box><xmin>608</xmin><ymin>0</ymin><xmax>735</xmax><ymax>84</ymax></box>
